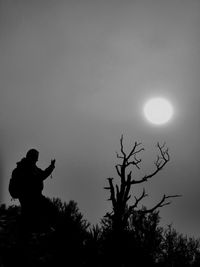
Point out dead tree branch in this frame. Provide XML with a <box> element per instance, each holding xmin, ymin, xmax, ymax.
<box><xmin>140</xmin><ymin>194</ymin><xmax>182</xmax><ymax>214</ymax></box>
<box><xmin>130</xmin><ymin>142</ymin><xmax>170</xmax><ymax>185</ymax></box>
<box><xmin>104</xmin><ymin>136</ymin><xmax>180</xmax><ymax>231</ymax></box>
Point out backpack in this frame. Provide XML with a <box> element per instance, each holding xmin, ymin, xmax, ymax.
<box><xmin>9</xmin><ymin>164</ymin><xmax>25</xmax><ymax>199</ymax></box>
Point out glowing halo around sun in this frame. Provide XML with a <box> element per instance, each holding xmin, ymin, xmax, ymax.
<box><xmin>143</xmin><ymin>97</ymin><xmax>174</xmax><ymax>125</ymax></box>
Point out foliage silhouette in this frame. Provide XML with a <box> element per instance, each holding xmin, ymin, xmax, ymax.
<box><xmin>159</xmin><ymin>224</ymin><xmax>200</xmax><ymax>266</ymax></box>
<box><xmin>0</xmin><ymin>198</ymin><xmax>89</xmax><ymax>267</ymax></box>
<box><xmin>2</xmin><ymin>200</ymin><xmax>200</xmax><ymax>267</ymax></box>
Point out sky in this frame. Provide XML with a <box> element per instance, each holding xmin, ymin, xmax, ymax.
<box><xmin>1</xmin><ymin>0</ymin><xmax>200</xmax><ymax>237</ymax></box>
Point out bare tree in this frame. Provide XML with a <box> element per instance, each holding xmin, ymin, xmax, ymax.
<box><xmin>104</xmin><ymin>135</ymin><xmax>180</xmax><ymax>232</ymax></box>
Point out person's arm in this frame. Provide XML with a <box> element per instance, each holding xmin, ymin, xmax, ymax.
<box><xmin>40</xmin><ymin>159</ymin><xmax>55</xmax><ymax>180</ymax></box>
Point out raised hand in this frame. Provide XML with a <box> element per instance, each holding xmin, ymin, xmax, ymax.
<box><xmin>51</xmin><ymin>159</ymin><xmax>56</xmax><ymax>166</ymax></box>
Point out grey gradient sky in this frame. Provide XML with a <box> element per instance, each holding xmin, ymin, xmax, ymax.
<box><xmin>1</xmin><ymin>0</ymin><xmax>200</xmax><ymax>237</ymax></box>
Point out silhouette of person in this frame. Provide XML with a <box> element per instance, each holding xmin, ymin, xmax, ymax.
<box><xmin>15</xmin><ymin>148</ymin><xmax>56</xmax><ymax>232</ymax></box>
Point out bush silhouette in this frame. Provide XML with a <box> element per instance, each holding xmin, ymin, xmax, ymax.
<box><xmin>0</xmin><ymin>198</ymin><xmax>89</xmax><ymax>267</ymax></box>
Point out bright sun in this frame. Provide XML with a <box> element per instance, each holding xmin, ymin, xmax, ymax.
<box><xmin>143</xmin><ymin>97</ymin><xmax>173</xmax><ymax>125</ymax></box>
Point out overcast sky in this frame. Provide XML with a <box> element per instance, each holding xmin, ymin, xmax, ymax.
<box><xmin>1</xmin><ymin>0</ymin><xmax>200</xmax><ymax>237</ymax></box>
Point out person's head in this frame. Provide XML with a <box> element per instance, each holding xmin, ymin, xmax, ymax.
<box><xmin>26</xmin><ymin>149</ymin><xmax>39</xmax><ymax>164</ymax></box>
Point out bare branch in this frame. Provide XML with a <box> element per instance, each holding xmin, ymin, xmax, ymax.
<box><xmin>126</xmin><ymin>194</ymin><xmax>131</xmax><ymax>202</ymax></box>
<box><xmin>133</xmin><ymin>156</ymin><xmax>142</xmax><ymax>169</ymax></box>
<box><xmin>126</xmin><ymin>141</ymin><xmax>137</xmax><ymax>160</ymax></box>
<box><xmin>116</xmin><ymin>137</ymin><xmax>144</xmax><ymax>176</ymax></box>
<box><xmin>132</xmin><ymin>147</ymin><xmax>145</xmax><ymax>155</ymax></box>
<box><xmin>141</xmin><ymin>194</ymin><xmax>181</xmax><ymax>214</ymax></box>
<box><xmin>120</xmin><ymin>135</ymin><xmax>126</xmax><ymax>159</ymax></box>
<box><xmin>116</xmin><ymin>152</ymin><xmax>124</xmax><ymax>160</ymax></box>
<box><xmin>115</xmin><ymin>165</ymin><xmax>121</xmax><ymax>177</ymax></box>
<box><xmin>105</xmin><ymin>178</ymin><xmax>116</xmax><ymax>208</ymax></box>
<box><xmin>130</xmin><ymin>142</ymin><xmax>170</xmax><ymax>185</ymax></box>
<box><xmin>126</xmin><ymin>156</ymin><xmax>142</xmax><ymax>170</ymax></box>
<box><xmin>157</xmin><ymin>142</ymin><xmax>169</xmax><ymax>162</ymax></box>
<box><xmin>129</xmin><ymin>188</ymin><xmax>148</xmax><ymax>211</ymax></box>
<box><xmin>126</xmin><ymin>141</ymin><xmax>143</xmax><ymax>159</ymax></box>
